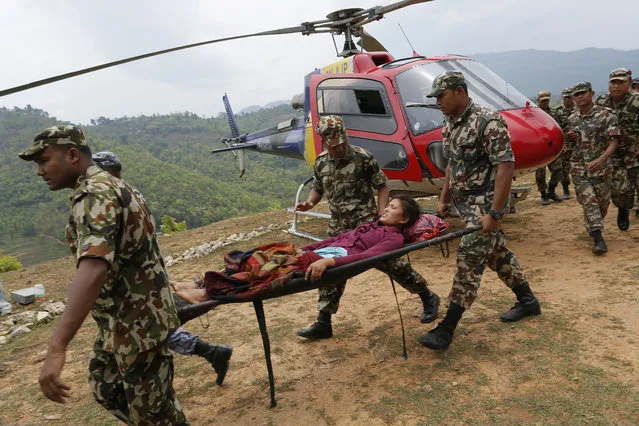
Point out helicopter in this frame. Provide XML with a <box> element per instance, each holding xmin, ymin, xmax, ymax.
<box><xmin>209</xmin><ymin>2</ymin><xmax>564</xmax><ymax>203</ymax></box>
<box><xmin>0</xmin><ymin>0</ymin><xmax>563</xmax><ymax>212</ymax></box>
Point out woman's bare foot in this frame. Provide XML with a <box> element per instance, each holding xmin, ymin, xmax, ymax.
<box><xmin>170</xmin><ymin>281</ymin><xmax>199</xmax><ymax>291</ymax></box>
<box><xmin>176</xmin><ymin>288</ymin><xmax>209</xmax><ymax>304</ymax></box>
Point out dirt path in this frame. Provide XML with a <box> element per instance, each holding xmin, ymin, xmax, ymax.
<box><xmin>1</xmin><ymin>193</ymin><xmax>638</xmax><ymax>425</ymax></box>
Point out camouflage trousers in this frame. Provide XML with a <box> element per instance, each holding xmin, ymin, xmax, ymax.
<box><xmin>560</xmin><ymin>152</ymin><xmax>571</xmax><ymax>188</ymax></box>
<box><xmin>450</xmin><ymin>194</ymin><xmax>527</xmax><ymax>309</ymax></box>
<box><xmin>572</xmin><ymin>172</ymin><xmax>611</xmax><ymax>233</ymax></box>
<box><xmin>89</xmin><ymin>339</ymin><xmax>189</xmax><ymax>426</ymax></box>
<box><xmin>316</xmin><ymin>218</ymin><xmax>429</xmax><ymax>314</ymax></box>
<box><xmin>535</xmin><ymin>158</ymin><xmax>564</xmax><ymax>194</ymax></box>
<box><xmin>611</xmin><ymin>164</ymin><xmax>638</xmax><ymax>209</ymax></box>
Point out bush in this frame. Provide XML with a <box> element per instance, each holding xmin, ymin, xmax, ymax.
<box><xmin>160</xmin><ymin>216</ymin><xmax>187</xmax><ymax>235</ymax></box>
<box><xmin>0</xmin><ymin>249</ymin><xmax>22</xmax><ymax>272</ymax></box>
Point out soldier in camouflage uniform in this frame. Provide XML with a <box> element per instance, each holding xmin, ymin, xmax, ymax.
<box><xmin>566</xmin><ymin>82</ymin><xmax>620</xmax><ymax>254</ymax></box>
<box><xmin>594</xmin><ymin>68</ymin><xmax>639</xmax><ymax>230</ymax></box>
<box><xmin>632</xmin><ymin>78</ymin><xmax>639</xmax><ymax>94</ymax></box>
<box><xmin>20</xmin><ymin>126</ymin><xmax>189</xmax><ymax>425</ymax></box>
<box><xmin>551</xmin><ymin>87</ymin><xmax>576</xmax><ymax>199</ymax></box>
<box><xmin>535</xmin><ymin>90</ymin><xmax>564</xmax><ymax>204</ymax></box>
<box><xmin>418</xmin><ymin>72</ymin><xmax>541</xmax><ymax>351</ymax></box>
<box><xmin>295</xmin><ymin>115</ymin><xmax>440</xmax><ymax>339</ymax></box>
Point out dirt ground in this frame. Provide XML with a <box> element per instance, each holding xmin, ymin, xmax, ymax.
<box><xmin>1</xmin><ymin>188</ymin><xmax>638</xmax><ymax>425</ymax></box>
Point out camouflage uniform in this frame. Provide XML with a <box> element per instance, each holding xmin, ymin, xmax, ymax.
<box><xmin>19</xmin><ymin>125</ymin><xmax>187</xmax><ymax>425</ymax></box>
<box><xmin>567</xmin><ymin>85</ymin><xmax>620</xmax><ymax>233</ymax></box>
<box><xmin>441</xmin><ymin>98</ymin><xmax>528</xmax><ymax>309</ymax></box>
<box><xmin>312</xmin><ymin>116</ymin><xmax>429</xmax><ymax>313</ymax></box>
<box><xmin>595</xmin><ymin>90</ymin><xmax>639</xmax><ymax>209</ymax></box>
<box><xmin>535</xmin><ymin>91</ymin><xmax>565</xmax><ymax>198</ymax></box>
<box><xmin>65</xmin><ymin>165</ymin><xmax>187</xmax><ymax>425</ymax></box>
<box><xmin>550</xmin><ymin>88</ymin><xmax>576</xmax><ymax>191</ymax></box>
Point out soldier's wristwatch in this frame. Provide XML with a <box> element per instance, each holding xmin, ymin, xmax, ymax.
<box><xmin>488</xmin><ymin>209</ymin><xmax>504</xmax><ymax>221</ymax></box>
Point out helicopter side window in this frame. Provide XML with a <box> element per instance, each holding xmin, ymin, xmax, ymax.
<box><xmin>349</xmin><ymin>136</ymin><xmax>408</xmax><ymax>170</ymax></box>
<box><xmin>317</xmin><ymin>78</ymin><xmax>397</xmax><ymax>135</ymax></box>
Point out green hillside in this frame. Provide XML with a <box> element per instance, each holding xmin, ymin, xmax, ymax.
<box><xmin>0</xmin><ymin>105</ymin><xmax>311</xmax><ymax>265</ymax></box>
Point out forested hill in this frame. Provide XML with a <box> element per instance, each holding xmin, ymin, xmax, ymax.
<box><xmin>0</xmin><ymin>105</ymin><xmax>311</xmax><ymax>265</ymax></box>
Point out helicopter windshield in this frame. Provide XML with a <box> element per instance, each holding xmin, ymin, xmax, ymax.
<box><xmin>396</xmin><ymin>59</ymin><xmax>530</xmax><ymax>135</ymax></box>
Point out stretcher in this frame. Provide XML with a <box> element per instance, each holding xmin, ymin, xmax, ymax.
<box><xmin>175</xmin><ymin>225</ymin><xmax>480</xmax><ymax>407</ymax></box>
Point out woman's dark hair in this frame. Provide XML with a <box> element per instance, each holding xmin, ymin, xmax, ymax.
<box><xmin>391</xmin><ymin>194</ymin><xmax>420</xmax><ymax>229</ymax></box>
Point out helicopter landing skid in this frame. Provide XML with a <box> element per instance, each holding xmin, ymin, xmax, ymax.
<box><xmin>286</xmin><ymin>177</ymin><xmax>331</xmax><ymax>241</ymax></box>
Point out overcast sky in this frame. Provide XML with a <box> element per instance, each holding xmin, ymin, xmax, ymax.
<box><xmin>0</xmin><ymin>0</ymin><xmax>634</xmax><ymax>124</ymax></box>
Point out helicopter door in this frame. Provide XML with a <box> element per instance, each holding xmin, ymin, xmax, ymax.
<box><xmin>309</xmin><ymin>74</ymin><xmax>425</xmax><ymax>182</ymax></box>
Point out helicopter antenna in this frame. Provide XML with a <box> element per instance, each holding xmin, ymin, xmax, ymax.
<box><xmin>331</xmin><ymin>34</ymin><xmax>340</xmax><ymax>56</ymax></box>
<box><xmin>398</xmin><ymin>23</ymin><xmax>418</xmax><ymax>56</ymax></box>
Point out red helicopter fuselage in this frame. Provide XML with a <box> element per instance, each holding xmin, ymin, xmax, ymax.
<box><xmin>217</xmin><ymin>52</ymin><xmax>564</xmax><ymax>196</ymax></box>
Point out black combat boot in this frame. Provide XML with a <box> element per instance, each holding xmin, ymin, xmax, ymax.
<box><xmin>547</xmin><ymin>183</ymin><xmax>563</xmax><ymax>203</ymax></box>
<box><xmin>418</xmin><ymin>302</ymin><xmax>465</xmax><ymax>350</ymax></box>
<box><xmin>540</xmin><ymin>193</ymin><xmax>551</xmax><ymax>206</ymax></box>
<box><xmin>499</xmin><ymin>283</ymin><xmax>541</xmax><ymax>322</ymax></box>
<box><xmin>297</xmin><ymin>311</ymin><xmax>333</xmax><ymax>339</ymax></box>
<box><xmin>617</xmin><ymin>207</ymin><xmax>630</xmax><ymax>231</ymax></box>
<box><xmin>418</xmin><ymin>290</ymin><xmax>440</xmax><ymax>323</ymax></box>
<box><xmin>590</xmin><ymin>230</ymin><xmax>608</xmax><ymax>255</ymax></box>
<box><xmin>194</xmin><ymin>341</ymin><xmax>233</xmax><ymax>385</ymax></box>
<box><xmin>562</xmin><ymin>183</ymin><xmax>571</xmax><ymax>200</ymax></box>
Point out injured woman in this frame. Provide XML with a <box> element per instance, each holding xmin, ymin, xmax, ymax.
<box><xmin>171</xmin><ymin>195</ymin><xmax>445</xmax><ymax>304</ymax></box>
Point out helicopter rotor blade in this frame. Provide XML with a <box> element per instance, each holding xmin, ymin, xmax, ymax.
<box><xmin>0</xmin><ymin>0</ymin><xmax>435</xmax><ymax>97</ymax></box>
<box><xmin>357</xmin><ymin>30</ymin><xmax>388</xmax><ymax>52</ymax></box>
<box><xmin>351</xmin><ymin>0</ymin><xmax>434</xmax><ymax>28</ymax></box>
<box><xmin>0</xmin><ymin>25</ymin><xmax>314</xmax><ymax>98</ymax></box>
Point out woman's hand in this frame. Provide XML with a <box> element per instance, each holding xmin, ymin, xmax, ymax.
<box><xmin>305</xmin><ymin>258</ymin><xmax>336</xmax><ymax>282</ymax></box>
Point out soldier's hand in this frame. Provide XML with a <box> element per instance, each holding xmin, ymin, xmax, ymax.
<box><xmin>587</xmin><ymin>158</ymin><xmax>604</xmax><ymax>173</ymax></box>
<box><xmin>566</xmin><ymin>130</ymin><xmax>578</xmax><ymax>141</ymax></box>
<box><xmin>39</xmin><ymin>350</ymin><xmax>71</xmax><ymax>404</ymax></box>
<box><xmin>295</xmin><ymin>201</ymin><xmax>314</xmax><ymax>212</ymax></box>
<box><xmin>480</xmin><ymin>214</ymin><xmax>500</xmax><ymax>233</ymax></box>
<box><xmin>436</xmin><ymin>201</ymin><xmax>450</xmax><ymax>218</ymax></box>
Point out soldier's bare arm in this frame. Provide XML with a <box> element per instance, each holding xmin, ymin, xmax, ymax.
<box><xmin>437</xmin><ymin>166</ymin><xmax>452</xmax><ymax>217</ymax></box>
<box><xmin>480</xmin><ymin>161</ymin><xmax>514</xmax><ymax>233</ymax></box>
<box><xmin>376</xmin><ymin>184</ymin><xmax>389</xmax><ymax>216</ymax></box>
<box><xmin>39</xmin><ymin>258</ymin><xmax>107</xmax><ymax>403</ymax></box>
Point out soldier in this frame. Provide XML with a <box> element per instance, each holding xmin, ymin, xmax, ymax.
<box><xmin>594</xmin><ymin>68</ymin><xmax>639</xmax><ymax>231</ymax></box>
<box><xmin>419</xmin><ymin>71</ymin><xmax>541</xmax><ymax>350</ymax></box>
<box><xmin>551</xmin><ymin>88</ymin><xmax>576</xmax><ymax>199</ymax></box>
<box><xmin>92</xmin><ymin>151</ymin><xmax>233</xmax><ymax>386</ymax></box>
<box><xmin>632</xmin><ymin>78</ymin><xmax>639</xmax><ymax>94</ymax></box>
<box><xmin>535</xmin><ymin>90</ymin><xmax>564</xmax><ymax>204</ymax></box>
<box><xmin>566</xmin><ymin>82</ymin><xmax>619</xmax><ymax>254</ymax></box>
<box><xmin>20</xmin><ymin>126</ymin><xmax>189</xmax><ymax>425</ymax></box>
<box><xmin>294</xmin><ymin>115</ymin><xmax>440</xmax><ymax>339</ymax></box>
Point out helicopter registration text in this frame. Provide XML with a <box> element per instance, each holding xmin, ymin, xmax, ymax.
<box><xmin>321</xmin><ymin>57</ymin><xmax>353</xmax><ymax>75</ymax></box>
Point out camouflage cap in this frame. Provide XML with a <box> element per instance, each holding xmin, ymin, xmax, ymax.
<box><xmin>633</xmin><ymin>78</ymin><xmax>639</xmax><ymax>85</ymax></box>
<box><xmin>572</xmin><ymin>81</ymin><xmax>592</xmax><ymax>95</ymax></box>
<box><xmin>92</xmin><ymin>151</ymin><xmax>122</xmax><ymax>169</ymax></box>
<box><xmin>561</xmin><ymin>87</ymin><xmax>573</xmax><ymax>98</ymax></box>
<box><xmin>609</xmin><ymin>68</ymin><xmax>631</xmax><ymax>82</ymax></box>
<box><xmin>19</xmin><ymin>125</ymin><xmax>87</xmax><ymax>161</ymax></box>
<box><xmin>426</xmin><ymin>71</ymin><xmax>465</xmax><ymax>97</ymax></box>
<box><xmin>537</xmin><ymin>90</ymin><xmax>551</xmax><ymax>101</ymax></box>
<box><xmin>316</xmin><ymin>115</ymin><xmax>347</xmax><ymax>146</ymax></box>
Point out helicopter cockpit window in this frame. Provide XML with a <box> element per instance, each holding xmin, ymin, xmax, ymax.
<box><xmin>396</xmin><ymin>59</ymin><xmax>531</xmax><ymax>136</ymax></box>
<box><xmin>317</xmin><ymin>78</ymin><xmax>397</xmax><ymax>135</ymax></box>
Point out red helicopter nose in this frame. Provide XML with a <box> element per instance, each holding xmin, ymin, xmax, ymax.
<box><xmin>500</xmin><ymin>105</ymin><xmax>564</xmax><ymax>175</ymax></box>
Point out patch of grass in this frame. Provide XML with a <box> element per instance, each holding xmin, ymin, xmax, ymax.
<box><xmin>365</xmin><ymin>311</ymin><xmax>639</xmax><ymax>424</ymax></box>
